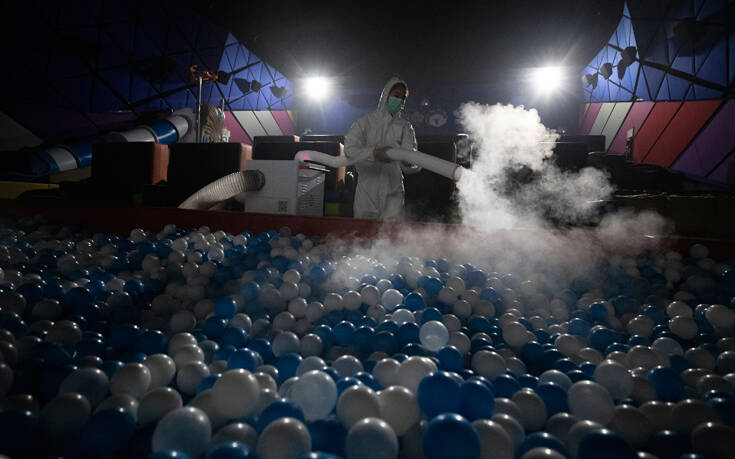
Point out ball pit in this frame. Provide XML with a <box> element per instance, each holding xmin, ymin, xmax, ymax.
<box><xmin>0</xmin><ymin>216</ymin><xmax>734</xmax><ymax>459</ymax></box>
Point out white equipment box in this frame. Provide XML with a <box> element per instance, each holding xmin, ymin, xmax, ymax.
<box><xmin>243</xmin><ymin>160</ymin><xmax>326</xmax><ymax>216</ymax></box>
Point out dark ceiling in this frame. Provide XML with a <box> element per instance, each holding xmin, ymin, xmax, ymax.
<box><xmin>186</xmin><ymin>0</ymin><xmax>624</xmax><ymax>89</ymax></box>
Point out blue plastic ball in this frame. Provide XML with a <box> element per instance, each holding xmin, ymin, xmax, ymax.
<box><xmin>535</xmin><ymin>382</ymin><xmax>568</xmax><ymax>416</ymax></box>
<box><xmin>227</xmin><ymin>349</ymin><xmax>259</xmax><ymax>371</ymax></box>
<box><xmin>256</xmin><ymin>399</ymin><xmax>305</xmax><ymax>432</ymax></box>
<box><xmin>578</xmin><ymin>428</ymin><xmax>637</xmax><ymax>459</ymax></box>
<box><xmin>418</xmin><ymin>372</ymin><xmax>461</xmax><ymax>418</ymax></box>
<box><xmin>457</xmin><ymin>379</ymin><xmax>495</xmax><ymax>421</ymax></box>
<box><xmin>222</xmin><ymin>327</ymin><xmax>249</xmax><ymax>348</ymax></box>
<box><xmin>436</xmin><ymin>346</ymin><xmax>464</xmax><ymax>373</ymax></box>
<box><xmin>309</xmin><ymin>419</ymin><xmax>347</xmax><ymax>455</ymax></box>
<box><xmin>423</xmin><ymin>413</ymin><xmax>480</xmax><ymax>459</ymax></box>
<box><xmin>518</xmin><ymin>432</ymin><xmax>569</xmax><ymax>458</ymax></box>
<box><xmin>214</xmin><ymin>297</ymin><xmax>238</xmax><ymax>319</ymax></box>
<box><xmin>333</xmin><ymin>321</ymin><xmax>355</xmax><ymax>346</ymax></box>
<box><xmin>492</xmin><ymin>374</ymin><xmax>521</xmax><ymax>398</ymax></box>
<box><xmin>81</xmin><ymin>407</ymin><xmax>136</xmax><ymax>455</ymax></box>
<box><xmin>648</xmin><ymin>366</ymin><xmax>684</xmax><ymax>402</ymax></box>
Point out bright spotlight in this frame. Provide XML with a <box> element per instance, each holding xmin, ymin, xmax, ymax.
<box><xmin>531</xmin><ymin>66</ymin><xmax>563</xmax><ymax>94</ymax></box>
<box><xmin>304</xmin><ymin>77</ymin><xmax>330</xmax><ymax>101</ymax></box>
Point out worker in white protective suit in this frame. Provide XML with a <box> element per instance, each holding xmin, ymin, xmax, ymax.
<box><xmin>344</xmin><ymin>77</ymin><xmax>421</xmax><ymax>219</ymax></box>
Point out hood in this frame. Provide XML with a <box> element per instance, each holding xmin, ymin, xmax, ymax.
<box><xmin>377</xmin><ymin>76</ymin><xmax>407</xmax><ymax>113</ymax></box>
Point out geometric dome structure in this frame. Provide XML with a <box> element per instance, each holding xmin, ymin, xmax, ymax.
<box><xmin>580</xmin><ymin>0</ymin><xmax>735</xmax><ymax>185</ymax></box>
<box><xmin>1</xmin><ymin>0</ymin><xmax>294</xmax><ymax>153</ymax></box>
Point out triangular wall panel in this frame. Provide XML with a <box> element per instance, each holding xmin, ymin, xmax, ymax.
<box><xmin>640</xmin><ymin>100</ymin><xmax>721</xmax><ymax>167</ymax></box>
<box><xmin>633</xmin><ymin>101</ymin><xmax>681</xmax><ymax>162</ymax></box>
<box><xmin>608</xmin><ymin>101</ymin><xmax>655</xmax><ymax>155</ymax></box>
<box><xmin>671</xmin><ymin>100</ymin><xmax>735</xmax><ymax>176</ymax></box>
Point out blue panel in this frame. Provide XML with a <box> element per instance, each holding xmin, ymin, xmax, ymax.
<box><xmin>97</xmin><ymin>30</ymin><xmax>131</xmax><ymax>70</ymax></box>
<box><xmin>166</xmin><ymin>27</ymin><xmax>191</xmax><ymax>54</ymax></box>
<box><xmin>92</xmin><ymin>80</ymin><xmax>124</xmax><ymax>112</ymax></box>
<box><xmin>665</xmin><ymin>21</ymin><xmax>680</xmax><ymax>65</ymax></box>
<box><xmin>671</xmin><ymin>54</ymin><xmax>694</xmax><ymax>74</ymax></box>
<box><xmin>226</xmin><ymin>33</ymin><xmax>238</xmax><ymax>46</ymax></box>
<box><xmin>697</xmin><ymin>0</ymin><xmax>728</xmax><ymax>20</ymax></box>
<box><xmin>133</xmin><ymin>28</ymin><xmax>159</xmax><ymax>60</ymax></box>
<box><xmin>623</xmin><ymin>1</ymin><xmax>631</xmax><ymax>17</ymax></box>
<box><xmin>697</xmin><ymin>36</ymin><xmax>728</xmax><ymax>86</ymax></box>
<box><xmin>643</xmin><ymin>66</ymin><xmax>666</xmax><ymax>99</ymax></box>
<box><xmin>622</xmin><ymin>61</ymin><xmax>640</xmax><ymax>92</ymax></box>
<box><xmin>130</xmin><ymin>74</ymin><xmax>157</xmax><ymax>106</ymax></box>
<box><xmin>169</xmin><ymin>52</ymin><xmax>194</xmax><ymax>83</ymax></box>
<box><xmin>198</xmin><ymin>24</ymin><xmax>227</xmax><ymax>50</ymax></box>
<box><xmin>56</xmin><ymin>76</ymin><xmax>95</xmax><ymax>112</ymax></box>
<box><xmin>223</xmin><ymin>44</ymin><xmax>238</xmax><ymax>72</ymax></box>
<box><xmin>198</xmin><ymin>48</ymin><xmax>221</xmax><ymax>70</ymax></box>
<box><xmin>670</xmin><ymin>0</ymin><xmax>694</xmax><ymax>17</ymax></box>
<box><xmin>234</xmin><ymin>46</ymin><xmax>251</xmax><ymax>70</ymax></box>
<box><xmin>632</xmin><ymin>20</ymin><xmax>661</xmax><ymax>58</ymax></box>
<box><xmin>646</xmin><ymin>24</ymin><xmax>670</xmax><ymax>66</ymax></box>
<box><xmin>58</xmin><ymin>0</ymin><xmax>101</xmax><ymax>27</ymax></box>
<box><xmin>141</xmin><ymin>19</ymin><xmax>170</xmax><ymax>52</ymax></box>
<box><xmin>667</xmin><ymin>75</ymin><xmax>691</xmax><ymax>99</ymax></box>
<box><xmin>730</xmin><ymin>31</ymin><xmax>735</xmax><ymax>85</ymax></box>
<box><xmin>657</xmin><ymin>75</ymin><xmax>671</xmax><ymax>100</ymax></box>
<box><xmin>691</xmin><ymin>84</ymin><xmax>723</xmax><ymax>99</ymax></box>
<box><xmin>106</xmin><ymin>23</ymin><xmax>135</xmax><ymax>54</ymax></box>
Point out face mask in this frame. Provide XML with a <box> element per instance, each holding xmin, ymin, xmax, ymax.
<box><xmin>386</xmin><ymin>96</ymin><xmax>405</xmax><ymax>114</ymax></box>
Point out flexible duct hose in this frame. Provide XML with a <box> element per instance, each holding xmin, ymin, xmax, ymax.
<box><xmin>179</xmin><ymin>170</ymin><xmax>266</xmax><ymax>210</ymax></box>
<box><xmin>294</xmin><ymin>148</ymin><xmax>463</xmax><ymax>181</ymax></box>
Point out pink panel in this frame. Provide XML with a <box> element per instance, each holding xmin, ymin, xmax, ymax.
<box><xmin>709</xmin><ymin>153</ymin><xmax>735</xmax><ymax>185</ymax></box>
<box><xmin>223</xmin><ymin>110</ymin><xmax>252</xmax><ymax>145</ymax></box>
<box><xmin>271</xmin><ymin>110</ymin><xmax>296</xmax><ymax>136</ymax></box>
<box><xmin>580</xmin><ymin>103</ymin><xmax>602</xmax><ymax>135</ymax></box>
<box><xmin>671</xmin><ymin>100</ymin><xmax>735</xmax><ymax>177</ymax></box>
<box><xmin>608</xmin><ymin>102</ymin><xmax>654</xmax><ymax>155</ymax></box>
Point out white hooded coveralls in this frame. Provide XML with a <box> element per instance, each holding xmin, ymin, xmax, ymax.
<box><xmin>344</xmin><ymin>77</ymin><xmax>420</xmax><ymax>220</ymax></box>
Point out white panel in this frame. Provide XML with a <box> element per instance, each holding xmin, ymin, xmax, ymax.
<box><xmin>0</xmin><ymin>110</ymin><xmax>42</xmax><ymax>150</ymax></box>
<box><xmin>601</xmin><ymin>102</ymin><xmax>632</xmax><ymax>150</ymax></box>
<box><xmin>253</xmin><ymin>111</ymin><xmax>283</xmax><ymax>136</ymax></box>
<box><xmin>233</xmin><ymin>111</ymin><xmax>267</xmax><ymax>138</ymax></box>
<box><xmin>589</xmin><ymin>103</ymin><xmax>615</xmax><ymax>136</ymax></box>
<box><xmin>47</xmin><ymin>147</ymin><xmax>78</xmax><ymax>172</ymax></box>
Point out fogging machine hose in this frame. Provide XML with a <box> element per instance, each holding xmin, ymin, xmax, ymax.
<box><xmin>178</xmin><ymin>170</ymin><xmax>266</xmax><ymax>210</ymax></box>
<box><xmin>294</xmin><ymin>148</ymin><xmax>463</xmax><ymax>181</ymax></box>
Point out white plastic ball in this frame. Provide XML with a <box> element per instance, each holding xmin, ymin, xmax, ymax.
<box><xmin>211</xmin><ymin>422</ymin><xmax>258</xmax><ymax>450</ymax></box>
<box><xmin>110</xmin><ymin>362</ymin><xmax>151</xmax><ymax>399</ymax></box>
<box><xmin>59</xmin><ymin>367</ymin><xmax>109</xmax><ymax>406</ymax></box>
<box><xmin>419</xmin><ymin>320</ymin><xmax>449</xmax><ymax>352</ymax></box>
<box><xmin>377</xmin><ymin>385</ymin><xmax>420</xmax><ymax>436</ymax></box>
<box><xmin>511</xmin><ymin>388</ymin><xmax>547</xmax><ymax>432</ymax></box>
<box><xmin>345</xmin><ymin>417</ymin><xmax>399</xmax><ymax>459</ymax></box>
<box><xmin>473</xmin><ymin>419</ymin><xmax>513</xmax><ymax>459</ymax></box>
<box><xmin>372</xmin><ymin>358</ymin><xmax>401</xmax><ymax>389</ymax></box>
<box><xmin>337</xmin><ymin>384</ymin><xmax>381</xmax><ymax>428</ymax></box>
<box><xmin>289</xmin><ymin>370</ymin><xmax>338</xmax><ymax>421</ymax></box>
<box><xmin>343</xmin><ymin>290</ymin><xmax>362</xmax><ymax>311</ymax></box>
<box><xmin>138</xmin><ymin>386</ymin><xmax>183</xmax><ymax>425</ymax></box>
<box><xmin>176</xmin><ymin>361</ymin><xmax>210</xmax><ymax>395</ymax></box>
<box><xmin>152</xmin><ymin>407</ymin><xmax>212</xmax><ymax>458</ymax></box>
<box><xmin>299</xmin><ymin>334</ymin><xmax>324</xmax><ymax>357</ymax></box>
<box><xmin>396</xmin><ymin>357</ymin><xmax>437</xmax><ymax>393</ymax></box>
<box><xmin>144</xmin><ymin>354</ymin><xmax>177</xmax><ymax>388</ymax></box>
<box><xmin>567</xmin><ymin>381</ymin><xmax>615</xmax><ymax>425</ymax></box>
<box><xmin>472</xmin><ymin>350</ymin><xmax>506</xmax><ymax>380</ymax></box>
<box><xmin>41</xmin><ymin>392</ymin><xmax>91</xmax><ymax>437</ymax></box>
<box><xmin>593</xmin><ymin>359</ymin><xmax>633</xmax><ymax>401</ymax></box>
<box><xmin>256</xmin><ymin>417</ymin><xmax>311</xmax><ymax>459</ymax></box>
<box><xmin>211</xmin><ymin>369</ymin><xmax>260</xmax><ymax>420</ymax></box>
<box><xmin>333</xmin><ymin>355</ymin><xmax>364</xmax><ymax>378</ymax></box>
